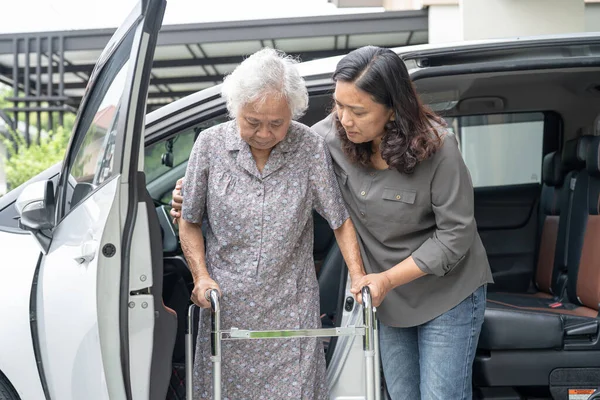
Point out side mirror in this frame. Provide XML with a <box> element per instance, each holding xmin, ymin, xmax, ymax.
<box><xmin>15</xmin><ymin>180</ymin><xmax>55</xmax><ymax>252</ymax></box>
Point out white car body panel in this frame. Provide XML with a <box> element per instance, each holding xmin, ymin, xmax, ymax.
<box><xmin>36</xmin><ymin>178</ymin><xmax>119</xmax><ymax>400</ymax></box>
<box><xmin>0</xmin><ymin>231</ymin><xmax>45</xmax><ymax>399</ymax></box>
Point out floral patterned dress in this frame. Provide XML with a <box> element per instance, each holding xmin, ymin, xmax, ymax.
<box><xmin>182</xmin><ymin>120</ymin><xmax>349</xmax><ymax>399</ymax></box>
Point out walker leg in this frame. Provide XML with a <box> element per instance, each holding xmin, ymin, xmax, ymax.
<box><xmin>186</xmin><ymin>304</ymin><xmax>196</xmax><ymax>400</ymax></box>
<box><xmin>208</xmin><ymin>290</ymin><xmax>222</xmax><ymax>400</ymax></box>
<box><xmin>374</xmin><ymin>312</ymin><xmax>381</xmax><ymax>400</ymax></box>
<box><xmin>362</xmin><ymin>287</ymin><xmax>376</xmax><ymax>400</ymax></box>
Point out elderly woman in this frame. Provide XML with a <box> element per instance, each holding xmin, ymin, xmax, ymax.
<box><xmin>178</xmin><ymin>48</ymin><xmax>364</xmax><ymax>400</ymax></box>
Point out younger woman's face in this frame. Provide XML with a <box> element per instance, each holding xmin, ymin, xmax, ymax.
<box><xmin>333</xmin><ymin>80</ymin><xmax>394</xmax><ymax>145</ymax></box>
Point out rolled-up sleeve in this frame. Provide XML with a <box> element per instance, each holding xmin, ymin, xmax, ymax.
<box><xmin>182</xmin><ymin>134</ymin><xmax>210</xmax><ymax>224</ymax></box>
<box><xmin>310</xmin><ymin>136</ymin><xmax>350</xmax><ymax>230</ymax></box>
<box><xmin>412</xmin><ymin>136</ymin><xmax>476</xmax><ymax>276</ymax></box>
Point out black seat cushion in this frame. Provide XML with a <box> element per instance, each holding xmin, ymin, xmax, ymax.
<box><xmin>479</xmin><ymin>292</ymin><xmax>597</xmax><ymax>350</ymax></box>
<box><xmin>480</xmin><ymin>304</ymin><xmax>564</xmax><ymax>350</ymax></box>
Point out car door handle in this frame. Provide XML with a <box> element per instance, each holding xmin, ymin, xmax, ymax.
<box><xmin>75</xmin><ymin>240</ymin><xmax>98</xmax><ymax>264</ymax></box>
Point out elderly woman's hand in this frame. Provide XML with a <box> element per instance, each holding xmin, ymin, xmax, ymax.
<box><xmin>350</xmin><ymin>272</ymin><xmax>393</xmax><ymax>307</ymax></box>
<box><xmin>169</xmin><ymin>177</ymin><xmax>185</xmax><ymax>224</ymax></box>
<box><xmin>191</xmin><ymin>275</ymin><xmax>221</xmax><ymax>309</ymax></box>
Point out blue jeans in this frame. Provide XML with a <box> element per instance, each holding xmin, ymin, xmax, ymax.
<box><xmin>380</xmin><ymin>285</ymin><xmax>486</xmax><ymax>400</ymax></box>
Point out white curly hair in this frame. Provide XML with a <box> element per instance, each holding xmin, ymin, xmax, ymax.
<box><xmin>221</xmin><ymin>48</ymin><xmax>309</xmax><ymax>120</ymax></box>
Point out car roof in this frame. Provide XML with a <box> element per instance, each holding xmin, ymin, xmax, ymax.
<box><xmin>145</xmin><ymin>31</ymin><xmax>600</xmax><ymax>127</ymax></box>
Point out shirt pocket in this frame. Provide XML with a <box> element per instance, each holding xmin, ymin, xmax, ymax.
<box><xmin>379</xmin><ymin>187</ymin><xmax>422</xmax><ymax>223</ymax></box>
<box><xmin>206</xmin><ymin>171</ymin><xmax>241</xmax><ymax>220</ymax></box>
<box><xmin>209</xmin><ymin>171</ymin><xmax>237</xmax><ymax>196</ymax></box>
<box><xmin>284</xmin><ymin>176</ymin><xmax>307</xmax><ymax>197</ymax></box>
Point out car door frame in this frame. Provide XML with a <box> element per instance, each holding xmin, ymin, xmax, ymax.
<box><xmin>31</xmin><ymin>1</ymin><xmax>167</xmax><ymax>399</ymax></box>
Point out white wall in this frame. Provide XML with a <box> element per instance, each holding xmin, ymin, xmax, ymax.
<box><xmin>428</xmin><ymin>5</ymin><xmax>462</xmax><ymax>43</ymax></box>
<box><xmin>361</xmin><ymin>0</ymin><xmax>599</xmax><ymax>41</ymax></box>
<box><xmin>460</xmin><ymin>0</ymin><xmax>585</xmax><ymax>41</ymax></box>
<box><xmin>383</xmin><ymin>0</ymin><xmax>412</xmax><ymax>9</ymax></box>
<box><xmin>422</xmin><ymin>0</ymin><xmax>597</xmax><ymax>44</ymax></box>
<box><xmin>585</xmin><ymin>3</ymin><xmax>600</xmax><ymax>32</ymax></box>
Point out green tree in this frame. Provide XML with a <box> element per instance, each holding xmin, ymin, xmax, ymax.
<box><xmin>1</xmin><ymin>87</ymin><xmax>75</xmax><ymax>193</ymax></box>
<box><xmin>1</xmin><ymin>126</ymin><xmax>71</xmax><ymax>190</ymax></box>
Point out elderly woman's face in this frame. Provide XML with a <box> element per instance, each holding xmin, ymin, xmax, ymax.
<box><xmin>237</xmin><ymin>94</ymin><xmax>292</xmax><ymax>152</ymax></box>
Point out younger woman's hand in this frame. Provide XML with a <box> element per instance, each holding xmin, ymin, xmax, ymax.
<box><xmin>169</xmin><ymin>177</ymin><xmax>185</xmax><ymax>224</ymax></box>
<box><xmin>350</xmin><ymin>273</ymin><xmax>393</xmax><ymax>307</ymax></box>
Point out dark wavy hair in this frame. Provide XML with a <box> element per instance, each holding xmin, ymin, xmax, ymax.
<box><xmin>332</xmin><ymin>46</ymin><xmax>444</xmax><ymax>174</ymax></box>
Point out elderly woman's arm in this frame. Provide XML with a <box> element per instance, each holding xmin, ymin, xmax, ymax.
<box><xmin>178</xmin><ymin>132</ymin><xmax>221</xmax><ymax>308</ymax></box>
<box><xmin>311</xmin><ymin>136</ymin><xmax>367</xmax><ymax>288</ymax></box>
<box><xmin>174</xmin><ymin>178</ymin><xmax>367</xmax><ymax>282</ymax></box>
<box><xmin>179</xmin><ymin>220</ymin><xmax>220</xmax><ymax>308</ymax></box>
<box><xmin>333</xmin><ymin>218</ymin><xmax>366</xmax><ymax>285</ymax></box>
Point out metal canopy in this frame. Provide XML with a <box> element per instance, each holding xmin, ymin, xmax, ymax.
<box><xmin>0</xmin><ymin>9</ymin><xmax>427</xmax><ymax>137</ymax></box>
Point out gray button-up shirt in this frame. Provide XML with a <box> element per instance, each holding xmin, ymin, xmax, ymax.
<box><xmin>313</xmin><ymin>114</ymin><xmax>493</xmax><ymax>327</ymax></box>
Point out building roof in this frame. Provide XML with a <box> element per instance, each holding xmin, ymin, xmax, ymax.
<box><xmin>0</xmin><ymin>9</ymin><xmax>428</xmax><ymax>110</ymax></box>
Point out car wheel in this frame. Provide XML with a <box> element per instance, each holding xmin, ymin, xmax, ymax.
<box><xmin>0</xmin><ymin>374</ymin><xmax>20</xmax><ymax>400</ymax></box>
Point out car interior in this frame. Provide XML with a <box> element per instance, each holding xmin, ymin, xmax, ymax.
<box><xmin>142</xmin><ymin>64</ymin><xmax>600</xmax><ymax>400</ymax></box>
<box><xmin>414</xmin><ymin>67</ymin><xmax>600</xmax><ymax>400</ymax></box>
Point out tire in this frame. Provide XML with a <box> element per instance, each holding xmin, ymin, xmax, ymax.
<box><xmin>0</xmin><ymin>373</ymin><xmax>20</xmax><ymax>400</ymax></box>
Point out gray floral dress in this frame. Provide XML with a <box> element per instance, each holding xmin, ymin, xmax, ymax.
<box><xmin>182</xmin><ymin>120</ymin><xmax>349</xmax><ymax>400</ymax></box>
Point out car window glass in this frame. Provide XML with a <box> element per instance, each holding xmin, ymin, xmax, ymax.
<box><xmin>62</xmin><ymin>29</ymin><xmax>136</xmax><ymax>215</ymax></box>
<box><xmin>70</xmin><ymin>86</ymin><xmax>124</xmax><ymax>187</ymax></box>
<box><xmin>446</xmin><ymin>112</ymin><xmax>545</xmax><ymax>188</ymax></box>
<box><xmin>144</xmin><ymin>130</ymin><xmax>195</xmax><ymax>183</ymax></box>
<box><xmin>144</xmin><ymin>113</ymin><xmax>229</xmax><ymax>207</ymax></box>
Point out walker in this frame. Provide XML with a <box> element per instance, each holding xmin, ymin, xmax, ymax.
<box><xmin>185</xmin><ymin>286</ymin><xmax>380</xmax><ymax>400</ymax></box>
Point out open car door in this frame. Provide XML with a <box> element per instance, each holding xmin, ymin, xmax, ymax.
<box><xmin>15</xmin><ymin>1</ymin><xmax>172</xmax><ymax>399</ymax></box>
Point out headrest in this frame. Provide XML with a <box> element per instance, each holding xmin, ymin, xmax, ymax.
<box><xmin>586</xmin><ymin>136</ymin><xmax>600</xmax><ymax>177</ymax></box>
<box><xmin>562</xmin><ymin>136</ymin><xmax>593</xmax><ymax>171</ymax></box>
<box><xmin>542</xmin><ymin>151</ymin><xmax>564</xmax><ymax>187</ymax></box>
<box><xmin>595</xmin><ymin>114</ymin><xmax>600</xmax><ymax>136</ymax></box>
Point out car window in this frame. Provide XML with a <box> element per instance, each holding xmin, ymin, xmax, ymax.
<box><xmin>61</xmin><ymin>30</ymin><xmax>136</xmax><ymax>215</ymax></box>
<box><xmin>70</xmin><ymin>99</ymin><xmax>122</xmax><ymax>186</ymax></box>
<box><xmin>144</xmin><ymin>114</ymin><xmax>229</xmax><ymax>204</ymax></box>
<box><xmin>446</xmin><ymin>112</ymin><xmax>545</xmax><ymax>188</ymax></box>
<box><xmin>144</xmin><ymin>115</ymin><xmax>228</xmax><ymax>185</ymax></box>
<box><xmin>145</xmin><ymin>130</ymin><xmax>195</xmax><ymax>183</ymax></box>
